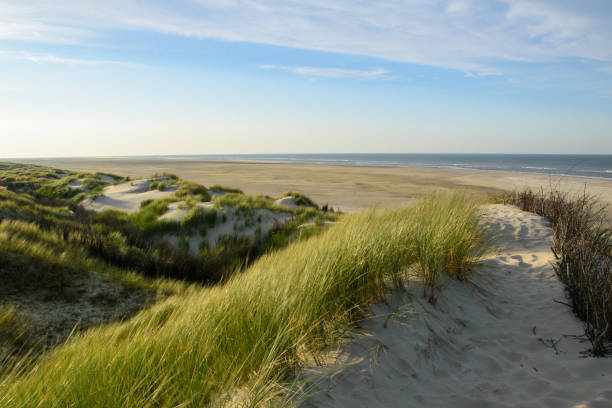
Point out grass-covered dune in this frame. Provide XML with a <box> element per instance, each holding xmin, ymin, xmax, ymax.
<box><xmin>0</xmin><ymin>163</ymin><xmax>335</xmax><ymax>365</ymax></box>
<box><xmin>0</xmin><ymin>193</ymin><xmax>484</xmax><ymax>407</ymax></box>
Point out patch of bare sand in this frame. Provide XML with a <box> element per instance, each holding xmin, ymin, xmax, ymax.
<box><xmin>67</xmin><ymin>179</ymin><xmax>84</xmax><ymax>190</ymax></box>
<box><xmin>161</xmin><ymin>206</ymin><xmax>292</xmax><ymax>253</ymax></box>
<box><xmin>158</xmin><ymin>201</ymin><xmax>215</xmax><ymax>222</ymax></box>
<box><xmin>98</xmin><ymin>174</ymin><xmax>117</xmax><ymax>183</ymax></box>
<box><xmin>275</xmin><ymin>196</ymin><xmax>298</xmax><ymax>208</ymax></box>
<box><xmin>83</xmin><ymin>179</ymin><xmax>178</xmax><ymax>213</ymax></box>
<box><xmin>299</xmin><ymin>205</ymin><xmax>612</xmax><ymax>408</ymax></box>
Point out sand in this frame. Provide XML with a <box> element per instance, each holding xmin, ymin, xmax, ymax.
<box><xmin>67</xmin><ymin>179</ymin><xmax>84</xmax><ymax>189</ymax></box>
<box><xmin>299</xmin><ymin>205</ymin><xmax>612</xmax><ymax>407</ymax></box>
<box><xmin>78</xmin><ymin>177</ymin><xmax>295</xmax><ymax>253</ymax></box>
<box><xmin>83</xmin><ymin>179</ymin><xmax>178</xmax><ymax>213</ymax></box>
<box><xmin>275</xmin><ymin>197</ymin><xmax>299</xmax><ymax>208</ymax></box>
<box><xmin>98</xmin><ymin>174</ymin><xmax>117</xmax><ymax>183</ymax></box>
<box><xmin>20</xmin><ymin>158</ymin><xmax>612</xmax><ymax>218</ymax></box>
<box><xmin>161</xmin><ymin>206</ymin><xmax>293</xmax><ymax>252</ymax></box>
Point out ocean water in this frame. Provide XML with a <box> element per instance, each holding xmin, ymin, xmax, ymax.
<box><xmin>151</xmin><ymin>154</ymin><xmax>612</xmax><ymax>180</ymax></box>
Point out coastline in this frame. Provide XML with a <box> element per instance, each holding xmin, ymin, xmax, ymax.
<box><xmin>14</xmin><ymin>157</ymin><xmax>612</xmax><ymax>218</ymax></box>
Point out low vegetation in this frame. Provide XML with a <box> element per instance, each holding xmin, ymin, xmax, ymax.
<box><xmin>0</xmin><ymin>163</ymin><xmax>339</xmax><ymax>369</ymax></box>
<box><xmin>0</xmin><ymin>216</ymin><xmax>185</xmax><ymax>368</ymax></box>
<box><xmin>410</xmin><ymin>193</ymin><xmax>486</xmax><ymax>303</ymax></box>
<box><xmin>0</xmin><ymin>163</ymin><xmax>121</xmax><ymax>203</ymax></box>
<box><xmin>501</xmin><ymin>189</ymin><xmax>611</xmax><ymax>355</ymax></box>
<box><xmin>209</xmin><ymin>184</ymin><xmax>244</xmax><ymax>194</ymax></box>
<box><xmin>0</xmin><ymin>193</ymin><xmax>484</xmax><ymax>407</ymax></box>
<box><xmin>281</xmin><ymin>191</ymin><xmax>318</xmax><ymax>208</ymax></box>
<box><xmin>214</xmin><ymin>192</ymin><xmax>286</xmax><ymax>212</ymax></box>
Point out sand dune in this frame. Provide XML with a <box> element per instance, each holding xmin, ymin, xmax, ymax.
<box><xmin>67</xmin><ymin>179</ymin><xmax>84</xmax><ymax>189</ymax></box>
<box><xmin>83</xmin><ymin>179</ymin><xmax>178</xmax><ymax>213</ymax></box>
<box><xmin>79</xmin><ymin>179</ymin><xmax>295</xmax><ymax>253</ymax></box>
<box><xmin>301</xmin><ymin>205</ymin><xmax>612</xmax><ymax>407</ymax></box>
<box><xmin>161</xmin><ymin>206</ymin><xmax>292</xmax><ymax>252</ymax></box>
<box><xmin>157</xmin><ymin>201</ymin><xmax>215</xmax><ymax>221</ymax></box>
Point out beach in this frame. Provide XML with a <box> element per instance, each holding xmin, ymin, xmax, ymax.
<box><xmin>22</xmin><ymin>157</ymin><xmax>612</xmax><ymax>217</ymax></box>
<box><xmin>2</xmin><ymin>160</ymin><xmax>611</xmax><ymax>407</ymax></box>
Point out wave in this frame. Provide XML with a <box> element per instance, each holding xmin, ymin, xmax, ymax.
<box><xmin>522</xmin><ymin>166</ymin><xmax>557</xmax><ymax>170</ymax></box>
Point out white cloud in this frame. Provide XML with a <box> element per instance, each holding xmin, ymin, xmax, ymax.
<box><xmin>464</xmin><ymin>70</ymin><xmax>502</xmax><ymax>78</ymax></box>
<box><xmin>0</xmin><ymin>50</ymin><xmax>147</xmax><ymax>67</ymax></box>
<box><xmin>260</xmin><ymin>65</ymin><xmax>390</xmax><ymax>80</ymax></box>
<box><xmin>1</xmin><ymin>0</ymin><xmax>611</xmax><ymax>74</ymax></box>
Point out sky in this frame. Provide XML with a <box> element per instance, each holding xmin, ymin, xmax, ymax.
<box><xmin>1</xmin><ymin>0</ymin><xmax>612</xmax><ymax>157</ymax></box>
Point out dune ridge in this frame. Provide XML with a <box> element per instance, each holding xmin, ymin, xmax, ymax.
<box><xmin>301</xmin><ymin>204</ymin><xmax>612</xmax><ymax>407</ymax></box>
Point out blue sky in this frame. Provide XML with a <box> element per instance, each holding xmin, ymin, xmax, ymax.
<box><xmin>1</xmin><ymin>0</ymin><xmax>611</xmax><ymax>157</ymax></box>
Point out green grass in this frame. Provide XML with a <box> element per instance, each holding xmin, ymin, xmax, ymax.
<box><xmin>0</xmin><ymin>193</ymin><xmax>485</xmax><ymax>407</ymax></box>
<box><xmin>0</xmin><ymin>218</ymin><xmax>184</xmax><ymax>295</ymax></box>
<box><xmin>214</xmin><ymin>193</ymin><xmax>288</xmax><ymax>213</ymax></box>
<box><xmin>175</xmin><ymin>180</ymin><xmax>211</xmax><ymax>202</ymax></box>
<box><xmin>0</xmin><ymin>305</ymin><xmax>29</xmax><ymax>367</ymax></box>
<box><xmin>264</xmin><ymin>207</ymin><xmax>338</xmax><ymax>252</ymax></box>
<box><xmin>209</xmin><ymin>184</ymin><xmax>244</xmax><ymax>194</ymax></box>
<box><xmin>182</xmin><ymin>206</ymin><xmax>218</xmax><ymax>231</ymax></box>
<box><xmin>281</xmin><ymin>191</ymin><xmax>318</xmax><ymax>208</ymax></box>
<box><xmin>410</xmin><ymin>193</ymin><xmax>486</xmax><ymax>303</ymax></box>
<box><xmin>0</xmin><ymin>163</ymin><xmax>119</xmax><ymax>204</ymax></box>
<box><xmin>0</xmin><ymin>217</ymin><xmax>189</xmax><ymax>365</ymax></box>
<box><xmin>126</xmin><ymin>198</ymin><xmax>180</xmax><ymax>234</ymax></box>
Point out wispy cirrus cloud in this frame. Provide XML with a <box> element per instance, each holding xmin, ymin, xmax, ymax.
<box><xmin>1</xmin><ymin>1</ymin><xmax>612</xmax><ymax>75</ymax></box>
<box><xmin>259</xmin><ymin>65</ymin><xmax>390</xmax><ymax>80</ymax></box>
<box><xmin>0</xmin><ymin>50</ymin><xmax>148</xmax><ymax>67</ymax></box>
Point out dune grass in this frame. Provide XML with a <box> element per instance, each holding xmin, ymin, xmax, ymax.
<box><xmin>0</xmin><ymin>218</ymin><xmax>185</xmax><ymax>296</ymax></box>
<box><xmin>410</xmin><ymin>193</ymin><xmax>487</xmax><ymax>303</ymax></box>
<box><xmin>209</xmin><ymin>184</ymin><xmax>244</xmax><ymax>194</ymax></box>
<box><xmin>280</xmin><ymin>191</ymin><xmax>318</xmax><ymax>208</ymax></box>
<box><xmin>0</xmin><ymin>163</ymin><xmax>120</xmax><ymax>203</ymax></box>
<box><xmin>214</xmin><ymin>192</ymin><xmax>288</xmax><ymax>213</ymax></box>
<box><xmin>501</xmin><ymin>189</ymin><xmax>611</xmax><ymax>355</ymax></box>
<box><xmin>0</xmin><ymin>193</ymin><xmax>484</xmax><ymax>407</ymax></box>
<box><xmin>0</xmin><ymin>217</ymin><xmax>188</xmax><ymax>366</ymax></box>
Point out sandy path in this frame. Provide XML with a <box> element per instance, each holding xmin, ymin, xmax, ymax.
<box><xmin>301</xmin><ymin>205</ymin><xmax>612</xmax><ymax>408</ymax></box>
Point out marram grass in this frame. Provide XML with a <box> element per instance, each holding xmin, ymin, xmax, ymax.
<box><xmin>0</xmin><ymin>193</ymin><xmax>484</xmax><ymax>407</ymax></box>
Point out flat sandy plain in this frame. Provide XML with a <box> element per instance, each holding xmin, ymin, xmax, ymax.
<box><xmin>19</xmin><ymin>157</ymin><xmax>612</xmax><ymax>218</ymax></box>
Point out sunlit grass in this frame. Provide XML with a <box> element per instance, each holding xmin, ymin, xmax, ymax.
<box><xmin>0</xmin><ymin>193</ymin><xmax>485</xmax><ymax>407</ymax></box>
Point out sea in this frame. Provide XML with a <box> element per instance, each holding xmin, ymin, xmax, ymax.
<box><xmin>151</xmin><ymin>154</ymin><xmax>612</xmax><ymax>180</ymax></box>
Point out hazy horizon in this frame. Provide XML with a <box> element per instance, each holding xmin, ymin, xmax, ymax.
<box><xmin>2</xmin><ymin>1</ymin><xmax>612</xmax><ymax>157</ymax></box>
<box><xmin>4</xmin><ymin>152</ymin><xmax>612</xmax><ymax>160</ymax></box>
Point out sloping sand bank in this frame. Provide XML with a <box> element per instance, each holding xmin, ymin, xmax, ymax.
<box><xmin>161</xmin><ymin>206</ymin><xmax>292</xmax><ymax>252</ymax></box>
<box><xmin>83</xmin><ymin>179</ymin><xmax>177</xmax><ymax>213</ymax></box>
<box><xmin>301</xmin><ymin>205</ymin><xmax>612</xmax><ymax>407</ymax></box>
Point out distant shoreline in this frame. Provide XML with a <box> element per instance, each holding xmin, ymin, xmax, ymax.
<box><xmin>5</xmin><ymin>153</ymin><xmax>611</xmax><ymax>181</ymax></box>
<box><xmin>12</xmin><ymin>157</ymin><xmax>612</xmax><ymax>220</ymax></box>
